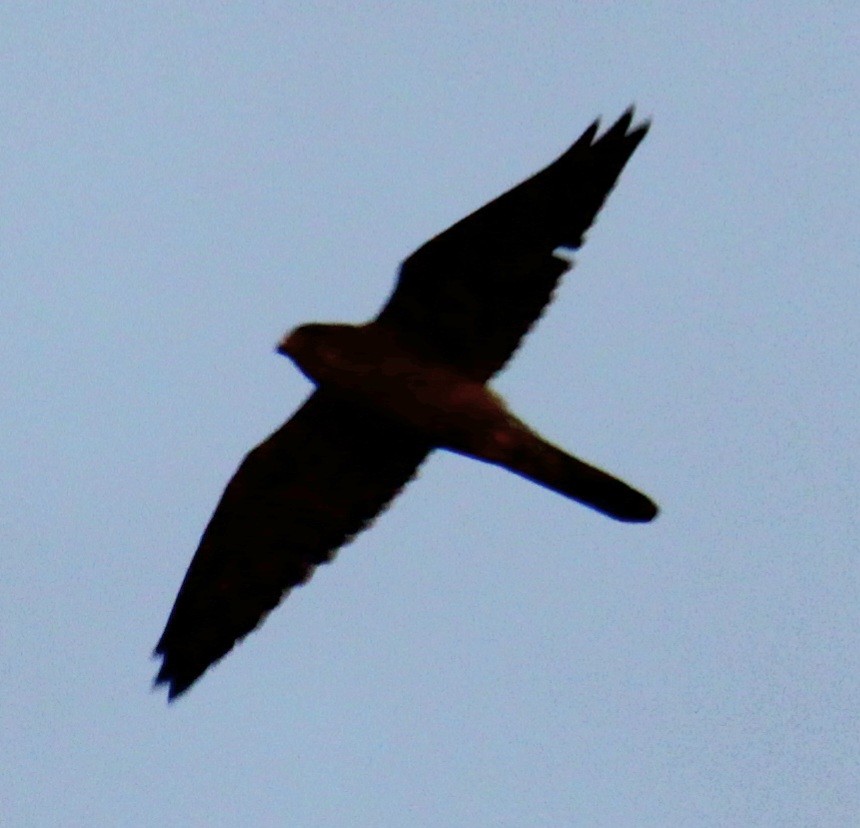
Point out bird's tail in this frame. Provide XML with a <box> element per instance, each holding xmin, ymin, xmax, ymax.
<box><xmin>448</xmin><ymin>422</ymin><xmax>658</xmax><ymax>523</ymax></box>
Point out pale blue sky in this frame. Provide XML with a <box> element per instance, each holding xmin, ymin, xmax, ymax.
<box><xmin>3</xmin><ymin>5</ymin><xmax>858</xmax><ymax>825</ymax></box>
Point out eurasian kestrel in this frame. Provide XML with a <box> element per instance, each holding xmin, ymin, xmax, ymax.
<box><xmin>154</xmin><ymin>108</ymin><xmax>657</xmax><ymax>699</ymax></box>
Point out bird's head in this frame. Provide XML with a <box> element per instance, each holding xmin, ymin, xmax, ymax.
<box><xmin>276</xmin><ymin>324</ymin><xmax>315</xmax><ymax>362</ymax></box>
<box><xmin>276</xmin><ymin>323</ymin><xmax>370</xmax><ymax>386</ymax></box>
<box><xmin>277</xmin><ymin>323</ymin><xmax>335</xmax><ymax>367</ymax></box>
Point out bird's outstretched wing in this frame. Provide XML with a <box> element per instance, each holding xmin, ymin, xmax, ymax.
<box><xmin>375</xmin><ymin>109</ymin><xmax>649</xmax><ymax>381</ymax></box>
<box><xmin>154</xmin><ymin>390</ymin><xmax>431</xmax><ymax>699</ymax></box>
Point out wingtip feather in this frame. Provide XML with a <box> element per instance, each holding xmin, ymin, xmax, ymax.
<box><xmin>152</xmin><ymin>663</ymin><xmax>193</xmax><ymax>702</ymax></box>
<box><xmin>603</xmin><ymin>106</ymin><xmax>651</xmax><ymax>141</ymax></box>
<box><xmin>575</xmin><ymin>119</ymin><xmax>601</xmax><ymax>147</ymax></box>
<box><xmin>569</xmin><ymin>107</ymin><xmax>650</xmax><ymax>157</ymax></box>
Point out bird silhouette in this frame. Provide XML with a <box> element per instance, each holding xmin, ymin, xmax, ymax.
<box><xmin>154</xmin><ymin>108</ymin><xmax>657</xmax><ymax>700</ymax></box>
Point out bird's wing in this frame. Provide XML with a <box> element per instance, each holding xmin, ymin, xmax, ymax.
<box><xmin>374</xmin><ymin>109</ymin><xmax>649</xmax><ymax>381</ymax></box>
<box><xmin>154</xmin><ymin>390</ymin><xmax>431</xmax><ymax>699</ymax></box>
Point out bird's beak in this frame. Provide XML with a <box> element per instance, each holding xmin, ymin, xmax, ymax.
<box><xmin>276</xmin><ymin>331</ymin><xmax>296</xmax><ymax>358</ymax></box>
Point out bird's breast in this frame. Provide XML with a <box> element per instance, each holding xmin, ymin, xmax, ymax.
<box><xmin>314</xmin><ymin>349</ymin><xmax>509</xmax><ymax>440</ymax></box>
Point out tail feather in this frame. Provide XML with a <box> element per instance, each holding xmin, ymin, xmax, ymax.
<box><xmin>514</xmin><ymin>440</ymin><xmax>658</xmax><ymax>522</ymax></box>
<box><xmin>449</xmin><ymin>426</ymin><xmax>658</xmax><ymax>523</ymax></box>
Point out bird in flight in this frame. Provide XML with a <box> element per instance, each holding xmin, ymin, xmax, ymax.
<box><xmin>154</xmin><ymin>108</ymin><xmax>658</xmax><ymax>700</ymax></box>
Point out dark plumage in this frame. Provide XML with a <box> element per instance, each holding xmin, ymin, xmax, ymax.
<box><xmin>154</xmin><ymin>109</ymin><xmax>656</xmax><ymax>700</ymax></box>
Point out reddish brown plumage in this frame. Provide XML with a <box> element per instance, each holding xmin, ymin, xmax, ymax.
<box><xmin>154</xmin><ymin>109</ymin><xmax>656</xmax><ymax>700</ymax></box>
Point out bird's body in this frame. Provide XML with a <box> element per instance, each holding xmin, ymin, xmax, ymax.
<box><xmin>154</xmin><ymin>109</ymin><xmax>658</xmax><ymax>699</ymax></box>
<box><xmin>280</xmin><ymin>323</ymin><xmax>512</xmax><ymax>442</ymax></box>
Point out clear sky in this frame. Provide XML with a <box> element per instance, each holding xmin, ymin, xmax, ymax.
<box><xmin>3</xmin><ymin>4</ymin><xmax>857</xmax><ymax>826</ymax></box>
